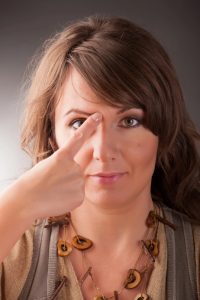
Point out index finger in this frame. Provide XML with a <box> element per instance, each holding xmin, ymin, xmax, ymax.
<box><xmin>59</xmin><ymin>112</ymin><xmax>102</xmax><ymax>158</ymax></box>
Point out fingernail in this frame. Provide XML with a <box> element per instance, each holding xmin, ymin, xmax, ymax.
<box><xmin>91</xmin><ymin>112</ymin><xmax>102</xmax><ymax>122</ymax></box>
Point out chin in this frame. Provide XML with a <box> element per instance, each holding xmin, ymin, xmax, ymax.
<box><xmin>85</xmin><ymin>190</ymin><xmax>130</xmax><ymax>209</ymax></box>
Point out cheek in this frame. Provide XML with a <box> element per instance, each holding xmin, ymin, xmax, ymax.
<box><xmin>55</xmin><ymin>123</ymin><xmax>74</xmax><ymax>148</ymax></box>
<box><xmin>55</xmin><ymin>122</ymin><xmax>65</xmax><ymax>148</ymax></box>
<box><xmin>127</xmin><ymin>134</ymin><xmax>158</xmax><ymax>169</ymax></box>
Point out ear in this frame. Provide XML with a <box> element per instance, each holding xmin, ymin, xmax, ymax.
<box><xmin>48</xmin><ymin>137</ymin><xmax>58</xmax><ymax>152</ymax></box>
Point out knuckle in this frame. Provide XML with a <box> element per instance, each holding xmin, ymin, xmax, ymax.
<box><xmin>73</xmin><ymin>130</ymin><xmax>83</xmax><ymax>139</ymax></box>
<box><xmin>53</xmin><ymin>149</ymin><xmax>64</xmax><ymax>163</ymax></box>
<box><xmin>77</xmin><ymin>192</ymin><xmax>84</xmax><ymax>205</ymax></box>
<box><xmin>70</xmin><ymin>194</ymin><xmax>84</xmax><ymax>210</ymax></box>
<box><xmin>53</xmin><ymin>149</ymin><xmax>71</xmax><ymax>166</ymax></box>
<box><xmin>79</xmin><ymin>181</ymin><xmax>85</xmax><ymax>192</ymax></box>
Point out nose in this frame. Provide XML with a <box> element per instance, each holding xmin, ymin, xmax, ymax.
<box><xmin>91</xmin><ymin>125</ymin><xmax>119</xmax><ymax>162</ymax></box>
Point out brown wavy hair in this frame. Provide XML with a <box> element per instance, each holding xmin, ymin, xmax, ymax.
<box><xmin>21</xmin><ymin>15</ymin><xmax>200</xmax><ymax>223</ymax></box>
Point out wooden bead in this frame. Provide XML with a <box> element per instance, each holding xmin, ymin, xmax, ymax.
<box><xmin>72</xmin><ymin>235</ymin><xmax>93</xmax><ymax>250</ymax></box>
<box><xmin>57</xmin><ymin>240</ymin><xmax>72</xmax><ymax>257</ymax></box>
<box><xmin>48</xmin><ymin>213</ymin><xmax>70</xmax><ymax>223</ymax></box>
<box><xmin>145</xmin><ymin>239</ymin><xmax>159</xmax><ymax>257</ymax></box>
<box><xmin>114</xmin><ymin>290</ymin><xmax>119</xmax><ymax>300</ymax></box>
<box><xmin>134</xmin><ymin>293</ymin><xmax>149</xmax><ymax>300</ymax></box>
<box><xmin>124</xmin><ymin>269</ymin><xmax>141</xmax><ymax>289</ymax></box>
<box><xmin>93</xmin><ymin>296</ymin><xmax>107</xmax><ymax>300</ymax></box>
<box><xmin>45</xmin><ymin>214</ymin><xmax>70</xmax><ymax>228</ymax></box>
<box><xmin>146</xmin><ymin>210</ymin><xmax>156</xmax><ymax>227</ymax></box>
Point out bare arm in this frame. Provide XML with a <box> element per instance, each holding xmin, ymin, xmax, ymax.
<box><xmin>0</xmin><ymin>180</ymin><xmax>34</xmax><ymax>263</ymax></box>
<box><xmin>0</xmin><ymin>112</ymin><xmax>102</xmax><ymax>263</ymax></box>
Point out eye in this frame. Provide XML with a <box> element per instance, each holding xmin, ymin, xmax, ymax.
<box><xmin>69</xmin><ymin>118</ymin><xmax>86</xmax><ymax>130</ymax></box>
<box><xmin>120</xmin><ymin>116</ymin><xmax>140</xmax><ymax>128</ymax></box>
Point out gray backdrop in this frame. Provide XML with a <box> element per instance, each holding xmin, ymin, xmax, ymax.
<box><xmin>0</xmin><ymin>0</ymin><xmax>200</xmax><ymax>190</ymax></box>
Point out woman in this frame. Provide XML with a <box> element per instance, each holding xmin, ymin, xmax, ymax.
<box><xmin>0</xmin><ymin>16</ymin><xmax>199</xmax><ymax>300</ymax></box>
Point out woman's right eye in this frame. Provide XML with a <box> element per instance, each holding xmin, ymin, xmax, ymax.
<box><xmin>69</xmin><ymin>118</ymin><xmax>86</xmax><ymax>130</ymax></box>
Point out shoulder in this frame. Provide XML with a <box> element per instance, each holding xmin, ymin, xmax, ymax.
<box><xmin>0</xmin><ymin>226</ymin><xmax>34</xmax><ymax>300</ymax></box>
<box><xmin>161</xmin><ymin>204</ymin><xmax>200</xmax><ymax>297</ymax></box>
<box><xmin>161</xmin><ymin>204</ymin><xmax>200</xmax><ymax>242</ymax></box>
<box><xmin>161</xmin><ymin>204</ymin><xmax>199</xmax><ymax>230</ymax></box>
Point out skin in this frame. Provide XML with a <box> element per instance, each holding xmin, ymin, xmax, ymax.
<box><xmin>0</xmin><ymin>66</ymin><xmax>159</xmax><ymax>299</ymax></box>
<box><xmin>0</xmin><ymin>108</ymin><xmax>102</xmax><ymax>263</ymax></box>
<box><xmin>54</xmin><ymin>67</ymin><xmax>159</xmax><ymax>297</ymax></box>
<box><xmin>55</xmin><ymin>68</ymin><xmax>158</xmax><ymax>211</ymax></box>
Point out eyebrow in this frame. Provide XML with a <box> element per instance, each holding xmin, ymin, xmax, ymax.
<box><xmin>64</xmin><ymin>107</ymin><xmax>141</xmax><ymax>117</ymax></box>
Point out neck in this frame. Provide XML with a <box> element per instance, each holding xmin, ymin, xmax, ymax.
<box><xmin>71</xmin><ymin>195</ymin><xmax>154</xmax><ymax>255</ymax></box>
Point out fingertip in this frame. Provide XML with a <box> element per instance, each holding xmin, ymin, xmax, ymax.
<box><xmin>91</xmin><ymin>112</ymin><xmax>102</xmax><ymax>123</ymax></box>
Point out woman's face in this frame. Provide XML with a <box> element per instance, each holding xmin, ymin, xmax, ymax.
<box><xmin>55</xmin><ymin>68</ymin><xmax>159</xmax><ymax>209</ymax></box>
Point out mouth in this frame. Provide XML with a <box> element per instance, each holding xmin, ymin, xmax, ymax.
<box><xmin>88</xmin><ymin>172</ymin><xmax>127</xmax><ymax>184</ymax></box>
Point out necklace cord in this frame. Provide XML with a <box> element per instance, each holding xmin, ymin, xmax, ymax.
<box><xmin>45</xmin><ymin>205</ymin><xmax>175</xmax><ymax>299</ymax></box>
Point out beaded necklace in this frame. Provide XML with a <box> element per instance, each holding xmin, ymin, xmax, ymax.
<box><xmin>46</xmin><ymin>206</ymin><xmax>172</xmax><ymax>300</ymax></box>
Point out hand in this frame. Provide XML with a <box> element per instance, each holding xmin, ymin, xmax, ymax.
<box><xmin>19</xmin><ymin>112</ymin><xmax>102</xmax><ymax>220</ymax></box>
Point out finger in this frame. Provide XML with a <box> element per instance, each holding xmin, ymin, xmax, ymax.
<box><xmin>59</xmin><ymin>112</ymin><xmax>102</xmax><ymax>158</ymax></box>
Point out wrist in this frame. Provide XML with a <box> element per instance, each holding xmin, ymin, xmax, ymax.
<box><xmin>0</xmin><ymin>179</ymin><xmax>35</xmax><ymax>230</ymax></box>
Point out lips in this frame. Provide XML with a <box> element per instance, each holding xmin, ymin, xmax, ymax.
<box><xmin>88</xmin><ymin>172</ymin><xmax>127</xmax><ymax>184</ymax></box>
<box><xmin>90</xmin><ymin>172</ymin><xmax>126</xmax><ymax>177</ymax></box>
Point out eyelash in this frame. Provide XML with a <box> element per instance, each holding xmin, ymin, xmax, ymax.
<box><xmin>68</xmin><ymin>116</ymin><xmax>142</xmax><ymax>130</ymax></box>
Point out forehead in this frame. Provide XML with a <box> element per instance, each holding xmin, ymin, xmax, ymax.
<box><xmin>55</xmin><ymin>67</ymin><xmax>143</xmax><ymax>118</ymax></box>
<box><xmin>55</xmin><ymin>67</ymin><xmax>124</xmax><ymax>121</ymax></box>
<box><xmin>59</xmin><ymin>67</ymin><xmax>103</xmax><ymax>107</ymax></box>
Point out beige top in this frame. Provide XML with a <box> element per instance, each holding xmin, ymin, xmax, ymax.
<box><xmin>0</xmin><ymin>221</ymin><xmax>200</xmax><ymax>300</ymax></box>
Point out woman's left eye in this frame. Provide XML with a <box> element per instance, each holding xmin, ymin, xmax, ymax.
<box><xmin>120</xmin><ymin>117</ymin><xmax>140</xmax><ymax>128</ymax></box>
